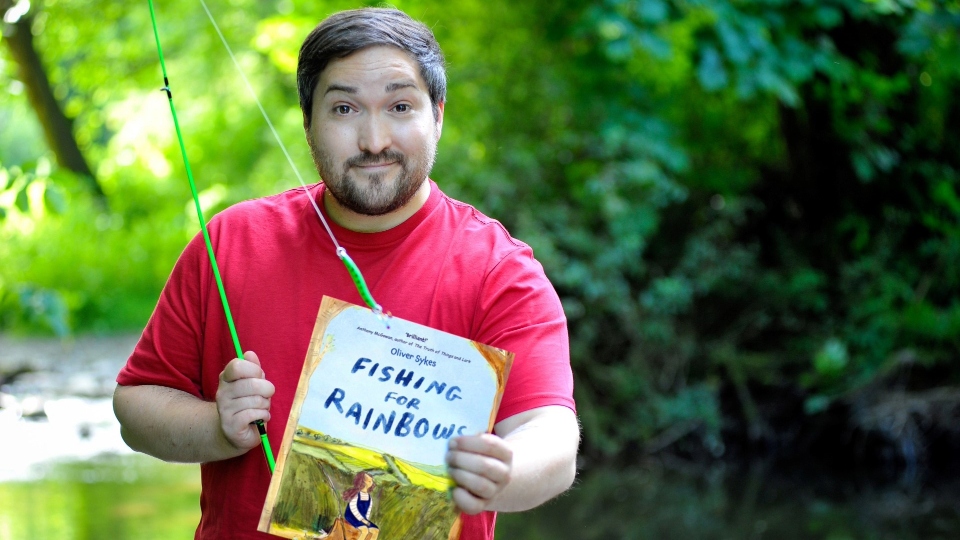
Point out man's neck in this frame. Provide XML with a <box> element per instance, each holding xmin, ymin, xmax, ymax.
<box><xmin>323</xmin><ymin>180</ymin><xmax>431</xmax><ymax>233</ymax></box>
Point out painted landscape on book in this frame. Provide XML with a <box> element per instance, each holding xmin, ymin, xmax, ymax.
<box><xmin>259</xmin><ymin>296</ymin><xmax>513</xmax><ymax>540</ymax></box>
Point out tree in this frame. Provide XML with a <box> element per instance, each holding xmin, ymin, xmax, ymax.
<box><xmin>0</xmin><ymin>0</ymin><xmax>105</xmax><ymax>205</ymax></box>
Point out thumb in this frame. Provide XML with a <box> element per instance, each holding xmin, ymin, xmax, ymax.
<box><xmin>242</xmin><ymin>350</ymin><xmax>261</xmax><ymax>367</ymax></box>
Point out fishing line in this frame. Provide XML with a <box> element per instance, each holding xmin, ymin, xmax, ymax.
<box><xmin>197</xmin><ymin>0</ymin><xmax>386</xmax><ymax>321</ymax></box>
<box><xmin>146</xmin><ymin>0</ymin><xmax>392</xmax><ymax>474</ymax></box>
<box><xmin>147</xmin><ymin>0</ymin><xmax>278</xmax><ymax>473</ymax></box>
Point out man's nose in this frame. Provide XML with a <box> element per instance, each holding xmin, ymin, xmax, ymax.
<box><xmin>358</xmin><ymin>114</ymin><xmax>392</xmax><ymax>155</ymax></box>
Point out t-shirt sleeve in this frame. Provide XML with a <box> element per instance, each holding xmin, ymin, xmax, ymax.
<box><xmin>116</xmin><ymin>233</ymin><xmax>208</xmax><ymax>398</ymax></box>
<box><xmin>473</xmin><ymin>244</ymin><xmax>575</xmax><ymax>422</ymax></box>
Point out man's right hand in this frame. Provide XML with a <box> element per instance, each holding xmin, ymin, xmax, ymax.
<box><xmin>216</xmin><ymin>351</ymin><xmax>276</xmax><ymax>452</ymax></box>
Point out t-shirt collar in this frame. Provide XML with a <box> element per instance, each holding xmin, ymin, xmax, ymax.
<box><xmin>310</xmin><ymin>179</ymin><xmax>441</xmax><ymax>250</ymax></box>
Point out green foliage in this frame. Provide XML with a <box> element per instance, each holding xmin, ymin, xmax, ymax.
<box><xmin>0</xmin><ymin>156</ymin><xmax>189</xmax><ymax>334</ymax></box>
<box><xmin>1</xmin><ymin>0</ymin><xmax>958</xmax><ymax>459</ymax></box>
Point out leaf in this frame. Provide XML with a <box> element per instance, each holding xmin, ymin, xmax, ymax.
<box><xmin>16</xmin><ymin>285</ymin><xmax>71</xmax><ymax>337</ymax></box>
<box><xmin>804</xmin><ymin>395</ymin><xmax>831</xmax><ymax>415</ymax></box>
<box><xmin>814</xmin><ymin>338</ymin><xmax>848</xmax><ymax>378</ymax></box>
<box><xmin>932</xmin><ymin>180</ymin><xmax>960</xmax><ymax>214</ymax></box>
<box><xmin>0</xmin><ymin>207</ymin><xmax>6</xmax><ymax>221</ymax></box>
<box><xmin>15</xmin><ymin>186</ymin><xmax>30</xmax><ymax>213</ymax></box>
<box><xmin>638</xmin><ymin>0</ymin><xmax>668</xmax><ymax>24</ymax></box>
<box><xmin>815</xmin><ymin>6</ymin><xmax>843</xmax><ymax>29</ymax></box>
<box><xmin>716</xmin><ymin>20</ymin><xmax>750</xmax><ymax>65</ymax></box>
<box><xmin>851</xmin><ymin>152</ymin><xmax>874</xmax><ymax>182</ymax></box>
<box><xmin>697</xmin><ymin>46</ymin><xmax>728</xmax><ymax>90</ymax></box>
<box><xmin>637</xmin><ymin>31</ymin><xmax>671</xmax><ymax>60</ymax></box>
<box><xmin>44</xmin><ymin>183</ymin><xmax>67</xmax><ymax>214</ymax></box>
<box><xmin>598</xmin><ymin>18</ymin><xmax>627</xmax><ymax>41</ymax></box>
<box><xmin>254</xmin><ymin>17</ymin><xmax>316</xmax><ymax>74</ymax></box>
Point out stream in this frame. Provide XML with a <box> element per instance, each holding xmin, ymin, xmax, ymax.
<box><xmin>1</xmin><ymin>335</ymin><xmax>958</xmax><ymax>539</ymax></box>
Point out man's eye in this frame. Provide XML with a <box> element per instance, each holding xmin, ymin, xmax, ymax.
<box><xmin>394</xmin><ymin>104</ymin><xmax>410</xmax><ymax>113</ymax></box>
<box><xmin>335</xmin><ymin>105</ymin><xmax>351</xmax><ymax>115</ymax></box>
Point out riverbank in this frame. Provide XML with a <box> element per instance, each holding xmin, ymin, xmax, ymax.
<box><xmin>0</xmin><ymin>334</ymin><xmax>139</xmax><ymax>481</ymax></box>
<box><xmin>0</xmin><ymin>333</ymin><xmax>137</xmax><ymax>379</ymax></box>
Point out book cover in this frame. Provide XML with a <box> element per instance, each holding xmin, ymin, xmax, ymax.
<box><xmin>258</xmin><ymin>296</ymin><xmax>513</xmax><ymax>540</ymax></box>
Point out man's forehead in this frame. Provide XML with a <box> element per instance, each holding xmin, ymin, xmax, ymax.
<box><xmin>316</xmin><ymin>46</ymin><xmax>427</xmax><ymax>96</ymax></box>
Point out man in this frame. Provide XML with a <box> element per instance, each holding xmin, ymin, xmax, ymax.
<box><xmin>114</xmin><ymin>7</ymin><xmax>579</xmax><ymax>540</ymax></box>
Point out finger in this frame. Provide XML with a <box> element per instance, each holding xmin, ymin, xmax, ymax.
<box><xmin>448</xmin><ymin>466</ymin><xmax>501</xmax><ymax>500</ymax></box>
<box><xmin>221</xmin><ymin>351</ymin><xmax>266</xmax><ymax>382</ymax></box>
<box><xmin>446</xmin><ymin>449</ymin><xmax>511</xmax><ymax>484</ymax></box>
<box><xmin>219</xmin><ymin>376</ymin><xmax>276</xmax><ymax>400</ymax></box>
<box><xmin>221</xmin><ymin>357</ymin><xmax>265</xmax><ymax>383</ymax></box>
<box><xmin>221</xmin><ymin>394</ymin><xmax>272</xmax><ymax>413</ymax></box>
<box><xmin>220</xmin><ymin>364</ymin><xmax>276</xmax><ymax>397</ymax></box>
<box><xmin>234</xmin><ymin>377</ymin><xmax>275</xmax><ymax>398</ymax></box>
<box><xmin>226</xmin><ymin>407</ymin><xmax>272</xmax><ymax>428</ymax></box>
<box><xmin>450</xmin><ymin>486</ymin><xmax>486</xmax><ymax>515</ymax></box>
<box><xmin>449</xmin><ymin>434</ymin><xmax>513</xmax><ymax>463</ymax></box>
<box><xmin>222</xmin><ymin>417</ymin><xmax>267</xmax><ymax>450</ymax></box>
<box><xmin>219</xmin><ymin>389</ymin><xmax>272</xmax><ymax>419</ymax></box>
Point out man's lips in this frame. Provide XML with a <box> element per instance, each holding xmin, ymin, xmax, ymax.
<box><xmin>355</xmin><ymin>161</ymin><xmax>398</xmax><ymax>170</ymax></box>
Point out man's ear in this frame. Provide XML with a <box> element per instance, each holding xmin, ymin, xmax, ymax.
<box><xmin>435</xmin><ymin>101</ymin><xmax>445</xmax><ymax>140</ymax></box>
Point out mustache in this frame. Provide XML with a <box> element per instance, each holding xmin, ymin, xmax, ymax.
<box><xmin>346</xmin><ymin>150</ymin><xmax>405</xmax><ymax>168</ymax></box>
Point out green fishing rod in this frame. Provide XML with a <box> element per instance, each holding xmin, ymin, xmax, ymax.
<box><xmin>147</xmin><ymin>0</ymin><xmax>276</xmax><ymax>474</ymax></box>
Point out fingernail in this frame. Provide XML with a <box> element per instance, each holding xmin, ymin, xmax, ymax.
<box><xmin>448</xmin><ymin>439</ymin><xmax>457</xmax><ymax>450</ymax></box>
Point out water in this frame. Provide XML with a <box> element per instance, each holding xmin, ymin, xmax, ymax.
<box><xmin>496</xmin><ymin>462</ymin><xmax>960</xmax><ymax>539</ymax></box>
<box><xmin>0</xmin><ymin>335</ymin><xmax>204</xmax><ymax>539</ymax></box>
<box><xmin>0</xmin><ymin>335</ymin><xmax>138</xmax><ymax>482</ymax></box>
<box><xmin>2</xmin><ymin>335</ymin><xmax>959</xmax><ymax>539</ymax></box>
<box><xmin>0</xmin><ymin>455</ymin><xmax>200</xmax><ymax>540</ymax></box>
<box><xmin>3</xmin><ymin>455</ymin><xmax>959</xmax><ymax>540</ymax></box>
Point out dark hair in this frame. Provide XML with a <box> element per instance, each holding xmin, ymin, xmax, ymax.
<box><xmin>298</xmin><ymin>8</ymin><xmax>446</xmax><ymax>125</ymax></box>
<box><xmin>343</xmin><ymin>471</ymin><xmax>373</xmax><ymax>501</ymax></box>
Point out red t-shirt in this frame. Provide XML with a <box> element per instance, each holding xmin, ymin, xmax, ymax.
<box><xmin>117</xmin><ymin>181</ymin><xmax>575</xmax><ymax>539</ymax></box>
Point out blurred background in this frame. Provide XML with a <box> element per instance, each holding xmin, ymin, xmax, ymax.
<box><xmin>1</xmin><ymin>0</ymin><xmax>959</xmax><ymax>537</ymax></box>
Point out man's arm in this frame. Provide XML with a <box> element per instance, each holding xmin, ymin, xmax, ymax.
<box><xmin>446</xmin><ymin>405</ymin><xmax>580</xmax><ymax>514</ymax></box>
<box><xmin>113</xmin><ymin>351</ymin><xmax>274</xmax><ymax>463</ymax></box>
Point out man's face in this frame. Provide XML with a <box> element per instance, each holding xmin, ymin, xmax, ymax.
<box><xmin>306</xmin><ymin>45</ymin><xmax>443</xmax><ymax>216</ymax></box>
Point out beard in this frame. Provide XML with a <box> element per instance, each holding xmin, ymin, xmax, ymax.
<box><xmin>308</xmin><ymin>133</ymin><xmax>437</xmax><ymax>217</ymax></box>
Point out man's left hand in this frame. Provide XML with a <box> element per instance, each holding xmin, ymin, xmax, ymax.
<box><xmin>445</xmin><ymin>433</ymin><xmax>513</xmax><ymax>515</ymax></box>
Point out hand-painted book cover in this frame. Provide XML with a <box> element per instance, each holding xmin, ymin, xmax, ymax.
<box><xmin>258</xmin><ymin>296</ymin><xmax>513</xmax><ymax>540</ymax></box>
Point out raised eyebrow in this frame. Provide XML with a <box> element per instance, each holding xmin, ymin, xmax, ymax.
<box><xmin>385</xmin><ymin>81</ymin><xmax>418</xmax><ymax>93</ymax></box>
<box><xmin>324</xmin><ymin>84</ymin><xmax>358</xmax><ymax>96</ymax></box>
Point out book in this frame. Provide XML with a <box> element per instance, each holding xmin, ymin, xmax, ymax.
<box><xmin>258</xmin><ymin>296</ymin><xmax>513</xmax><ymax>540</ymax></box>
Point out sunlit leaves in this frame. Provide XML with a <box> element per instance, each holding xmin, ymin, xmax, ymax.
<box><xmin>253</xmin><ymin>16</ymin><xmax>315</xmax><ymax>74</ymax></box>
<box><xmin>587</xmin><ymin>0</ymin><xmax>851</xmax><ymax>106</ymax></box>
<box><xmin>43</xmin><ymin>182</ymin><xmax>66</xmax><ymax>214</ymax></box>
<box><xmin>14</xmin><ymin>184</ymin><xmax>29</xmax><ymax>212</ymax></box>
<box><xmin>0</xmin><ymin>159</ymin><xmax>69</xmax><ymax>217</ymax></box>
